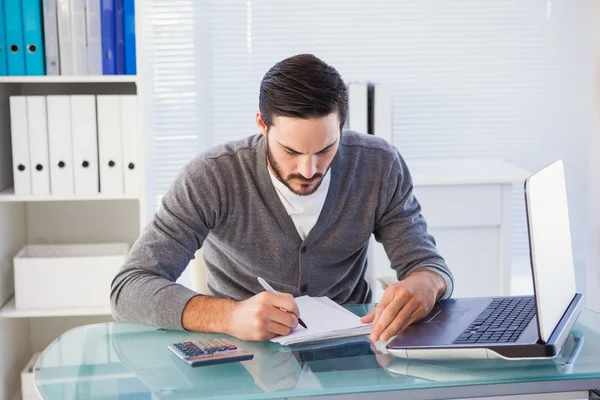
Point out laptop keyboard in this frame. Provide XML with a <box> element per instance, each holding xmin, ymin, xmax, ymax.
<box><xmin>453</xmin><ymin>296</ymin><xmax>536</xmax><ymax>345</ymax></box>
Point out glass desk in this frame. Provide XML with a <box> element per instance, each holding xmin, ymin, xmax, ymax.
<box><xmin>35</xmin><ymin>305</ymin><xmax>600</xmax><ymax>400</ymax></box>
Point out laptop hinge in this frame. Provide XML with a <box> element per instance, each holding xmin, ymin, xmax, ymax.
<box><xmin>545</xmin><ymin>293</ymin><xmax>585</xmax><ymax>349</ymax></box>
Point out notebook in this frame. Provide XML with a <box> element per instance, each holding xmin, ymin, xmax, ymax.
<box><xmin>269</xmin><ymin>296</ymin><xmax>373</xmax><ymax>345</ymax></box>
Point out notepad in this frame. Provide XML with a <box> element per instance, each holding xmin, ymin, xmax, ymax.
<box><xmin>269</xmin><ymin>296</ymin><xmax>372</xmax><ymax>346</ymax></box>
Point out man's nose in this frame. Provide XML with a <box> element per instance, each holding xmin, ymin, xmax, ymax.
<box><xmin>298</xmin><ymin>155</ymin><xmax>317</xmax><ymax>179</ymax></box>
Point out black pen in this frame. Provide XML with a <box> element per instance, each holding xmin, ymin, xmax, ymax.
<box><xmin>257</xmin><ymin>277</ymin><xmax>308</xmax><ymax>329</ymax></box>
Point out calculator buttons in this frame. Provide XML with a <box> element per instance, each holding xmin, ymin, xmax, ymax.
<box><xmin>168</xmin><ymin>338</ymin><xmax>253</xmax><ymax>367</ymax></box>
<box><xmin>173</xmin><ymin>338</ymin><xmax>239</xmax><ymax>358</ymax></box>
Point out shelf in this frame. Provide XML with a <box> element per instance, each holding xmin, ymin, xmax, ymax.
<box><xmin>0</xmin><ymin>187</ymin><xmax>139</xmax><ymax>202</ymax></box>
<box><xmin>0</xmin><ymin>75</ymin><xmax>136</xmax><ymax>83</ymax></box>
<box><xmin>0</xmin><ymin>297</ymin><xmax>111</xmax><ymax>318</ymax></box>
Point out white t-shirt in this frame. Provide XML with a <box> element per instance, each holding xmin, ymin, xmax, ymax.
<box><xmin>269</xmin><ymin>169</ymin><xmax>331</xmax><ymax>240</ymax></box>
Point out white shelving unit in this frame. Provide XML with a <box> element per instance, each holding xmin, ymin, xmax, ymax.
<box><xmin>0</xmin><ymin>298</ymin><xmax>111</xmax><ymax>318</ymax></box>
<box><xmin>0</xmin><ymin>76</ymin><xmax>144</xmax><ymax>400</ymax></box>
<box><xmin>0</xmin><ymin>186</ymin><xmax>139</xmax><ymax>202</ymax></box>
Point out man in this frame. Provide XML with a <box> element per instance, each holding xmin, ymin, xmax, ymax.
<box><xmin>111</xmin><ymin>54</ymin><xmax>454</xmax><ymax>344</ymax></box>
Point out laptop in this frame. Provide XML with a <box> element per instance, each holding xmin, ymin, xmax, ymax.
<box><xmin>385</xmin><ymin>330</ymin><xmax>585</xmax><ymax>379</ymax></box>
<box><xmin>386</xmin><ymin>159</ymin><xmax>585</xmax><ymax>360</ymax></box>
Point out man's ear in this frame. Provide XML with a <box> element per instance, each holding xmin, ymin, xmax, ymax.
<box><xmin>256</xmin><ymin>111</ymin><xmax>268</xmax><ymax>136</ymax></box>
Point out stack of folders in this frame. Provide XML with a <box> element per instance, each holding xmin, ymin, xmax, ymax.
<box><xmin>269</xmin><ymin>296</ymin><xmax>373</xmax><ymax>346</ymax></box>
<box><xmin>9</xmin><ymin>95</ymin><xmax>140</xmax><ymax>196</ymax></box>
<box><xmin>0</xmin><ymin>0</ymin><xmax>136</xmax><ymax>76</ymax></box>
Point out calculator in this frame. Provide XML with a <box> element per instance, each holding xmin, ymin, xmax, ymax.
<box><xmin>168</xmin><ymin>338</ymin><xmax>254</xmax><ymax>367</ymax></box>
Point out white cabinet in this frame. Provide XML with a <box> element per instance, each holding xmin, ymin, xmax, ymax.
<box><xmin>0</xmin><ymin>76</ymin><xmax>141</xmax><ymax>400</ymax></box>
<box><xmin>368</xmin><ymin>159</ymin><xmax>531</xmax><ymax>301</ymax></box>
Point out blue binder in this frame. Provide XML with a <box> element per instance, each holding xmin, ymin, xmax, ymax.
<box><xmin>21</xmin><ymin>0</ymin><xmax>45</xmax><ymax>75</ymax></box>
<box><xmin>101</xmin><ymin>0</ymin><xmax>116</xmax><ymax>74</ymax></box>
<box><xmin>114</xmin><ymin>0</ymin><xmax>124</xmax><ymax>74</ymax></box>
<box><xmin>4</xmin><ymin>0</ymin><xmax>25</xmax><ymax>75</ymax></box>
<box><xmin>0</xmin><ymin>0</ymin><xmax>8</xmax><ymax>75</ymax></box>
<box><xmin>123</xmin><ymin>0</ymin><xmax>135</xmax><ymax>75</ymax></box>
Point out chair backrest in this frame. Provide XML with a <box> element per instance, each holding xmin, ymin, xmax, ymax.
<box><xmin>188</xmin><ymin>248</ymin><xmax>210</xmax><ymax>295</ymax></box>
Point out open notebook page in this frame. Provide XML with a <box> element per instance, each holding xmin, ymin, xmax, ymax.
<box><xmin>269</xmin><ymin>296</ymin><xmax>372</xmax><ymax>345</ymax></box>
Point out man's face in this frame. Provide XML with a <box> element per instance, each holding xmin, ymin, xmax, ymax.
<box><xmin>257</xmin><ymin>112</ymin><xmax>341</xmax><ymax>196</ymax></box>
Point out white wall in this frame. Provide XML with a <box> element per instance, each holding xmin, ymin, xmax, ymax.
<box><xmin>587</xmin><ymin>141</ymin><xmax>599</xmax><ymax>310</ymax></box>
<box><xmin>587</xmin><ymin>2</ymin><xmax>600</xmax><ymax>312</ymax></box>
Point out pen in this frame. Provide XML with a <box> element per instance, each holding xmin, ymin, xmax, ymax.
<box><xmin>257</xmin><ymin>277</ymin><xmax>308</xmax><ymax>329</ymax></box>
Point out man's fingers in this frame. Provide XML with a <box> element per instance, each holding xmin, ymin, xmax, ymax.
<box><xmin>268</xmin><ymin>292</ymin><xmax>301</xmax><ymax>319</ymax></box>
<box><xmin>372</xmin><ymin>300</ymin><xmax>406</xmax><ymax>341</ymax></box>
<box><xmin>360</xmin><ymin>308</ymin><xmax>376</xmax><ymax>323</ymax></box>
<box><xmin>379</xmin><ymin>298</ymin><xmax>420</xmax><ymax>342</ymax></box>
<box><xmin>370</xmin><ymin>303</ymin><xmax>386</xmax><ymax>341</ymax></box>
<box><xmin>396</xmin><ymin>305</ymin><xmax>427</xmax><ymax>335</ymax></box>
<box><xmin>371</xmin><ymin>290</ymin><xmax>411</xmax><ymax>341</ymax></box>
<box><xmin>369</xmin><ymin>289</ymin><xmax>396</xmax><ymax>340</ymax></box>
<box><xmin>265</xmin><ymin>319</ymin><xmax>294</xmax><ymax>336</ymax></box>
<box><xmin>377</xmin><ymin>289</ymin><xmax>395</xmax><ymax>313</ymax></box>
<box><xmin>269</xmin><ymin>307</ymin><xmax>299</xmax><ymax>329</ymax></box>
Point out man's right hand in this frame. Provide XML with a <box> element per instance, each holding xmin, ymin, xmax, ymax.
<box><xmin>227</xmin><ymin>291</ymin><xmax>300</xmax><ymax>341</ymax></box>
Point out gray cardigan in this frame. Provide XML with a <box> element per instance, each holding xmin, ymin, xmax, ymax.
<box><xmin>110</xmin><ymin>131</ymin><xmax>454</xmax><ymax>330</ymax></box>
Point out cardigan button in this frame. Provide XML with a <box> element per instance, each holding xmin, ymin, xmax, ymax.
<box><xmin>300</xmin><ymin>284</ymin><xmax>308</xmax><ymax>293</ymax></box>
<box><xmin>300</xmin><ymin>246</ymin><xmax>307</xmax><ymax>254</ymax></box>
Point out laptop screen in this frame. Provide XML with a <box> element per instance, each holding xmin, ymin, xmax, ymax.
<box><xmin>525</xmin><ymin>160</ymin><xmax>577</xmax><ymax>343</ymax></box>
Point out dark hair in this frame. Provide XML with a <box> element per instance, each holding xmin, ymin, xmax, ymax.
<box><xmin>259</xmin><ymin>54</ymin><xmax>348</xmax><ymax>131</ymax></box>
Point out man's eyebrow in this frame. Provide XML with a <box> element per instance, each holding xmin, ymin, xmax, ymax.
<box><xmin>279</xmin><ymin>139</ymin><xmax>338</xmax><ymax>155</ymax></box>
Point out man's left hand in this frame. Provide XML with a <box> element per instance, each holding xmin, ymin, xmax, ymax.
<box><xmin>360</xmin><ymin>270</ymin><xmax>446</xmax><ymax>342</ymax></box>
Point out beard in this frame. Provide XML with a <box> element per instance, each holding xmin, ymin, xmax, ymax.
<box><xmin>266</xmin><ymin>140</ymin><xmax>328</xmax><ymax>196</ymax></box>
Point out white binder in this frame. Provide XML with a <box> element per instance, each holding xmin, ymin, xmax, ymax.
<box><xmin>71</xmin><ymin>95</ymin><xmax>99</xmax><ymax>195</ymax></box>
<box><xmin>26</xmin><ymin>96</ymin><xmax>51</xmax><ymax>196</ymax></box>
<box><xmin>42</xmin><ymin>0</ymin><xmax>60</xmax><ymax>75</ymax></box>
<box><xmin>120</xmin><ymin>95</ymin><xmax>140</xmax><ymax>196</ymax></box>
<box><xmin>347</xmin><ymin>82</ymin><xmax>369</xmax><ymax>133</ymax></box>
<box><xmin>56</xmin><ymin>0</ymin><xmax>72</xmax><ymax>75</ymax></box>
<box><xmin>9</xmin><ymin>96</ymin><xmax>32</xmax><ymax>196</ymax></box>
<box><xmin>97</xmin><ymin>95</ymin><xmax>124</xmax><ymax>194</ymax></box>
<box><xmin>70</xmin><ymin>0</ymin><xmax>87</xmax><ymax>75</ymax></box>
<box><xmin>85</xmin><ymin>0</ymin><xmax>102</xmax><ymax>75</ymax></box>
<box><xmin>47</xmin><ymin>95</ymin><xmax>74</xmax><ymax>195</ymax></box>
<box><xmin>373</xmin><ymin>83</ymin><xmax>392</xmax><ymax>144</ymax></box>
